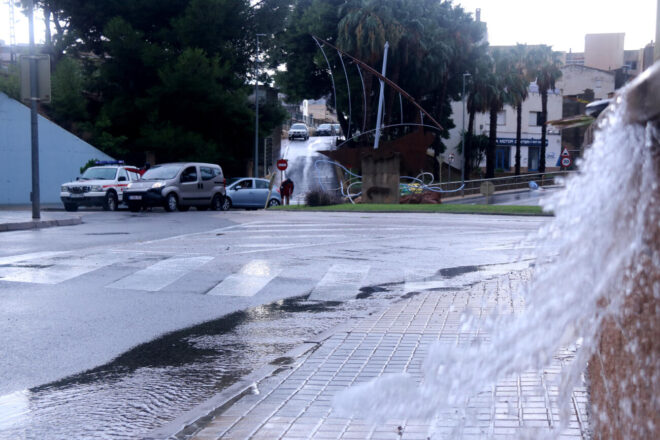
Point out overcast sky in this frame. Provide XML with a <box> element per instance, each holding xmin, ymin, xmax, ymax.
<box><xmin>1</xmin><ymin>0</ymin><xmax>657</xmax><ymax>52</ymax></box>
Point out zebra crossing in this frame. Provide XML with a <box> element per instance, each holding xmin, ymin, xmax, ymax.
<box><xmin>0</xmin><ymin>220</ymin><xmax>495</xmax><ymax>300</ymax></box>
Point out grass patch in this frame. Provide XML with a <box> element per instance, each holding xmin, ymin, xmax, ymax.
<box><xmin>271</xmin><ymin>203</ymin><xmax>551</xmax><ymax>216</ymax></box>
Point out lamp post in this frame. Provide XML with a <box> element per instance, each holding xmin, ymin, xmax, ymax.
<box><xmin>460</xmin><ymin>72</ymin><xmax>471</xmax><ymax>191</ymax></box>
<box><xmin>254</xmin><ymin>33</ymin><xmax>266</xmax><ymax>177</ymax></box>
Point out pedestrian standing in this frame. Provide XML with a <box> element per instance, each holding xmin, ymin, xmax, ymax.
<box><xmin>280</xmin><ymin>178</ymin><xmax>294</xmax><ymax>205</ymax></box>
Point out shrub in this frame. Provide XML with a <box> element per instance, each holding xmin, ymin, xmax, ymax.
<box><xmin>305</xmin><ymin>188</ymin><xmax>342</xmax><ymax>206</ymax></box>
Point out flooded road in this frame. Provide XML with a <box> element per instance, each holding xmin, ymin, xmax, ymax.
<box><xmin>0</xmin><ymin>290</ymin><xmax>401</xmax><ymax>440</ymax></box>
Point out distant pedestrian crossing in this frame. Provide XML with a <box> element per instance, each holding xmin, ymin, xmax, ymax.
<box><xmin>0</xmin><ymin>220</ymin><xmax>453</xmax><ymax>300</ymax></box>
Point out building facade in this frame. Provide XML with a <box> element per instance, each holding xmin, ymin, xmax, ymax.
<box><xmin>446</xmin><ymin>84</ymin><xmax>563</xmax><ymax>175</ymax></box>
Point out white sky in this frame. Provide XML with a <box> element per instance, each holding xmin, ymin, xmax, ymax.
<box><xmin>1</xmin><ymin>0</ymin><xmax>657</xmax><ymax>51</ymax></box>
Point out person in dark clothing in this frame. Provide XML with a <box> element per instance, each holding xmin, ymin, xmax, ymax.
<box><xmin>279</xmin><ymin>178</ymin><xmax>294</xmax><ymax>205</ymax></box>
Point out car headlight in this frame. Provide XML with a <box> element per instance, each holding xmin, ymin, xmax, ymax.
<box><xmin>90</xmin><ymin>185</ymin><xmax>103</xmax><ymax>192</ymax></box>
<box><xmin>61</xmin><ymin>185</ymin><xmax>68</xmax><ymax>192</ymax></box>
<box><xmin>151</xmin><ymin>182</ymin><xmax>165</xmax><ymax>189</ymax></box>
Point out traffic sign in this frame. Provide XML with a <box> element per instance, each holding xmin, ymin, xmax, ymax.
<box><xmin>561</xmin><ymin>148</ymin><xmax>571</xmax><ymax>158</ymax></box>
<box><xmin>561</xmin><ymin>157</ymin><xmax>572</xmax><ymax>167</ymax></box>
<box><xmin>276</xmin><ymin>159</ymin><xmax>288</xmax><ymax>171</ymax></box>
<box><xmin>448</xmin><ymin>153</ymin><xmax>455</xmax><ymax>163</ymax></box>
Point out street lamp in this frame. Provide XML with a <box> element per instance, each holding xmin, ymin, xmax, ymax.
<box><xmin>460</xmin><ymin>72</ymin><xmax>471</xmax><ymax>190</ymax></box>
<box><xmin>254</xmin><ymin>33</ymin><xmax>266</xmax><ymax>177</ymax></box>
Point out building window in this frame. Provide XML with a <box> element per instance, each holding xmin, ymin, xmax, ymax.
<box><xmin>529</xmin><ymin>111</ymin><xmax>542</xmax><ymax>126</ymax></box>
<box><xmin>497</xmin><ymin>111</ymin><xmax>506</xmax><ymax>126</ymax></box>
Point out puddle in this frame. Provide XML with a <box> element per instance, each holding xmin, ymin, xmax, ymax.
<box><xmin>436</xmin><ymin>265</ymin><xmax>481</xmax><ymax>278</ymax></box>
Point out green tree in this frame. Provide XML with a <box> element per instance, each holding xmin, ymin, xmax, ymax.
<box><xmin>527</xmin><ymin>45</ymin><xmax>562</xmax><ymax>172</ymax></box>
<box><xmin>0</xmin><ymin>64</ymin><xmax>20</xmax><ymax>100</ymax></box>
<box><xmin>510</xmin><ymin>44</ymin><xmax>530</xmax><ymax>175</ymax></box>
<box><xmin>48</xmin><ymin>56</ymin><xmax>88</xmax><ymax>130</ymax></box>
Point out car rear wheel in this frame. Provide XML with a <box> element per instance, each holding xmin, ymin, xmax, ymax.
<box><xmin>211</xmin><ymin>194</ymin><xmax>223</xmax><ymax>211</ymax></box>
<box><xmin>64</xmin><ymin>203</ymin><xmax>78</xmax><ymax>212</ymax></box>
<box><xmin>103</xmin><ymin>192</ymin><xmax>118</xmax><ymax>211</ymax></box>
<box><xmin>267</xmin><ymin>199</ymin><xmax>280</xmax><ymax>208</ymax></box>
<box><xmin>164</xmin><ymin>193</ymin><xmax>178</xmax><ymax>212</ymax></box>
<box><xmin>221</xmin><ymin>197</ymin><xmax>232</xmax><ymax>211</ymax></box>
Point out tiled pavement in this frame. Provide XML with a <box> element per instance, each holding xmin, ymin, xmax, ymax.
<box><xmin>183</xmin><ymin>272</ymin><xmax>589</xmax><ymax>440</ymax></box>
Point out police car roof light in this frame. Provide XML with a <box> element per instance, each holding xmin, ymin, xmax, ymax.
<box><xmin>95</xmin><ymin>160</ymin><xmax>125</xmax><ymax>165</ymax></box>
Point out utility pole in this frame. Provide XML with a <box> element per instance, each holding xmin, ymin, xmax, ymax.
<box><xmin>374</xmin><ymin>42</ymin><xmax>389</xmax><ymax>149</ymax></box>
<box><xmin>461</xmin><ymin>73</ymin><xmax>471</xmax><ymax>192</ymax></box>
<box><xmin>254</xmin><ymin>33</ymin><xmax>266</xmax><ymax>178</ymax></box>
<box><xmin>28</xmin><ymin>0</ymin><xmax>41</xmax><ymax>219</ymax></box>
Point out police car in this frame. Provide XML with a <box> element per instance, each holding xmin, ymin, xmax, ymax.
<box><xmin>60</xmin><ymin>161</ymin><xmax>142</xmax><ymax>211</ymax></box>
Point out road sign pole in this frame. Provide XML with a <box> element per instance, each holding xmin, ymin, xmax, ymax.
<box><xmin>28</xmin><ymin>0</ymin><xmax>40</xmax><ymax>220</ymax></box>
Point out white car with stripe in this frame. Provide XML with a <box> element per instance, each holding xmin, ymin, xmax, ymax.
<box><xmin>60</xmin><ymin>163</ymin><xmax>142</xmax><ymax>212</ymax></box>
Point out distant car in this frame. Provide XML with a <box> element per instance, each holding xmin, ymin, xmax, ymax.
<box><xmin>332</xmin><ymin>123</ymin><xmax>344</xmax><ymax>139</ymax></box>
<box><xmin>123</xmin><ymin>162</ymin><xmax>226</xmax><ymax>212</ymax></box>
<box><xmin>223</xmin><ymin>178</ymin><xmax>281</xmax><ymax>210</ymax></box>
<box><xmin>315</xmin><ymin>124</ymin><xmax>333</xmax><ymax>136</ymax></box>
<box><xmin>288</xmin><ymin>123</ymin><xmax>309</xmax><ymax>141</ymax></box>
<box><xmin>60</xmin><ymin>162</ymin><xmax>142</xmax><ymax>212</ymax></box>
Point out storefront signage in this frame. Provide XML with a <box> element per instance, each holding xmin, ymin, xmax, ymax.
<box><xmin>496</xmin><ymin>138</ymin><xmax>548</xmax><ymax>147</ymax></box>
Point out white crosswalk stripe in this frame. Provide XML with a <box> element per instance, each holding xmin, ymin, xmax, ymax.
<box><xmin>107</xmin><ymin>256</ymin><xmax>214</xmax><ymax>291</ymax></box>
<box><xmin>207</xmin><ymin>260</ymin><xmax>281</xmax><ymax>297</ymax></box>
<box><xmin>0</xmin><ymin>252</ymin><xmax>126</xmax><ymax>285</ymax></box>
<box><xmin>308</xmin><ymin>264</ymin><xmax>371</xmax><ymax>301</ymax></box>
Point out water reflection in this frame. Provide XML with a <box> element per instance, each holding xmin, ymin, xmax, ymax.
<box><xmin>0</xmin><ymin>294</ymin><xmax>387</xmax><ymax>440</ymax></box>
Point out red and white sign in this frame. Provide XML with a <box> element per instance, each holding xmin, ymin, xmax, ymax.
<box><xmin>561</xmin><ymin>148</ymin><xmax>571</xmax><ymax>158</ymax></box>
<box><xmin>276</xmin><ymin>159</ymin><xmax>288</xmax><ymax>171</ymax></box>
<box><xmin>561</xmin><ymin>157</ymin><xmax>572</xmax><ymax>167</ymax></box>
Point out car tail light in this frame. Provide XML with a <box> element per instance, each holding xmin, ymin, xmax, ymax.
<box><xmin>223</xmin><ymin>178</ymin><xmax>226</xmax><ymax>186</ymax></box>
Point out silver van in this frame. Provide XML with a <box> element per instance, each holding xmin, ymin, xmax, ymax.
<box><xmin>123</xmin><ymin>162</ymin><xmax>226</xmax><ymax>212</ymax></box>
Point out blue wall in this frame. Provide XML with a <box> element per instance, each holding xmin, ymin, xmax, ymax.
<box><xmin>0</xmin><ymin>93</ymin><xmax>114</xmax><ymax>204</ymax></box>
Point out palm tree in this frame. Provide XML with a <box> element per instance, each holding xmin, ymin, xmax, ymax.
<box><xmin>527</xmin><ymin>45</ymin><xmax>562</xmax><ymax>172</ymax></box>
<box><xmin>464</xmin><ymin>53</ymin><xmax>492</xmax><ymax>179</ymax></box>
<box><xmin>510</xmin><ymin>44</ymin><xmax>530</xmax><ymax>175</ymax></box>
<box><xmin>484</xmin><ymin>49</ymin><xmax>517</xmax><ymax>178</ymax></box>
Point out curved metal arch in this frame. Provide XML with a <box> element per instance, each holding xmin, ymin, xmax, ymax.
<box><xmin>312</xmin><ymin>36</ymin><xmax>337</xmax><ymax>119</ymax></box>
<box><xmin>356</xmin><ymin>64</ymin><xmax>368</xmax><ymax>133</ymax></box>
<box><xmin>313</xmin><ymin>35</ymin><xmax>442</xmax><ymax>130</ymax></box>
<box><xmin>336</xmin><ymin>50</ymin><xmax>352</xmax><ymax>137</ymax></box>
<box><xmin>335</xmin><ymin>122</ymin><xmax>442</xmax><ymax>149</ymax></box>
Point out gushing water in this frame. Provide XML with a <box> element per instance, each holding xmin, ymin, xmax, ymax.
<box><xmin>334</xmin><ymin>93</ymin><xmax>659</xmax><ymax>437</ymax></box>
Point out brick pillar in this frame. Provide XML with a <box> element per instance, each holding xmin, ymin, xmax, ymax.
<box><xmin>587</xmin><ymin>122</ymin><xmax>659</xmax><ymax>439</ymax></box>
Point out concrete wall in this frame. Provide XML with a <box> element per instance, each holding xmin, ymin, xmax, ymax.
<box><xmin>557</xmin><ymin>65</ymin><xmax>616</xmax><ymax>100</ymax></box>
<box><xmin>585</xmin><ymin>33</ymin><xmax>625</xmax><ymax>71</ymax></box>
<box><xmin>0</xmin><ymin>93</ymin><xmax>114</xmax><ymax>204</ymax></box>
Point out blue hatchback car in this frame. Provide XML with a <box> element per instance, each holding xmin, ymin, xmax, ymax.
<box><xmin>223</xmin><ymin>178</ymin><xmax>281</xmax><ymax>210</ymax></box>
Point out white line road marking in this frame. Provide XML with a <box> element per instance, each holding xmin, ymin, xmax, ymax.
<box><xmin>308</xmin><ymin>264</ymin><xmax>370</xmax><ymax>301</ymax></box>
<box><xmin>108</xmin><ymin>256</ymin><xmax>213</xmax><ymax>291</ymax></box>
<box><xmin>207</xmin><ymin>260</ymin><xmax>281</xmax><ymax>297</ymax></box>
<box><xmin>0</xmin><ymin>253</ymin><xmax>125</xmax><ymax>285</ymax></box>
<box><xmin>0</xmin><ymin>251</ymin><xmax>67</xmax><ymax>266</ymax></box>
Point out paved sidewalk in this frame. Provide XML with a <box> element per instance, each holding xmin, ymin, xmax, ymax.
<box><xmin>157</xmin><ymin>272</ymin><xmax>589</xmax><ymax>440</ymax></box>
<box><xmin>0</xmin><ymin>208</ymin><xmax>82</xmax><ymax>232</ymax></box>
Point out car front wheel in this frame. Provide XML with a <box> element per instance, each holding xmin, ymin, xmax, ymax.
<box><xmin>103</xmin><ymin>192</ymin><xmax>118</xmax><ymax>211</ymax></box>
<box><xmin>267</xmin><ymin>199</ymin><xmax>280</xmax><ymax>208</ymax></box>
<box><xmin>222</xmin><ymin>197</ymin><xmax>232</xmax><ymax>211</ymax></box>
<box><xmin>164</xmin><ymin>193</ymin><xmax>178</xmax><ymax>212</ymax></box>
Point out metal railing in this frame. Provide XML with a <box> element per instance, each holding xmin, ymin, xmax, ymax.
<box><xmin>429</xmin><ymin>171</ymin><xmax>576</xmax><ymax>197</ymax></box>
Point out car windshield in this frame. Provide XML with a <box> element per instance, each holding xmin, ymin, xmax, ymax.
<box><xmin>291</xmin><ymin>124</ymin><xmax>306</xmax><ymax>130</ymax></box>
<box><xmin>80</xmin><ymin>167</ymin><xmax>117</xmax><ymax>180</ymax></box>
<box><xmin>318</xmin><ymin>124</ymin><xmax>331</xmax><ymax>130</ymax></box>
<box><xmin>142</xmin><ymin>164</ymin><xmax>182</xmax><ymax>180</ymax></box>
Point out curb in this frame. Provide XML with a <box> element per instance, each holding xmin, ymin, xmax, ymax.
<box><xmin>0</xmin><ymin>217</ymin><xmax>83</xmax><ymax>232</ymax></box>
<box><xmin>145</xmin><ymin>318</ymin><xmax>358</xmax><ymax>439</ymax></box>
